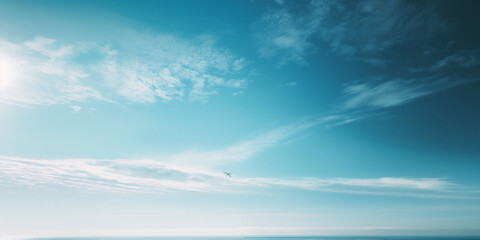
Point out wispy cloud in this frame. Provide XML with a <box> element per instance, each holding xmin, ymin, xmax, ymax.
<box><xmin>0</xmin><ymin>32</ymin><xmax>250</xmax><ymax>107</ymax></box>
<box><xmin>24</xmin><ymin>36</ymin><xmax>75</xmax><ymax>58</ymax></box>
<box><xmin>255</xmin><ymin>0</ymin><xmax>446</xmax><ymax>65</ymax></box>
<box><xmin>432</xmin><ymin>50</ymin><xmax>480</xmax><ymax>70</ymax></box>
<box><xmin>0</xmin><ymin>111</ymin><xmax>475</xmax><ymax>197</ymax></box>
<box><xmin>0</xmin><ymin>37</ymin><xmax>107</xmax><ymax>107</ymax></box>
<box><xmin>343</xmin><ymin>78</ymin><xmax>441</xmax><ymax>109</ymax></box>
<box><xmin>255</xmin><ymin>0</ymin><xmax>479</xmax><ymax>124</ymax></box>
<box><xmin>97</xmin><ymin>31</ymin><xmax>249</xmax><ymax>103</ymax></box>
<box><xmin>0</xmin><ymin>119</ymin><xmax>476</xmax><ymax>198</ymax></box>
<box><xmin>255</xmin><ymin>8</ymin><xmax>316</xmax><ymax>65</ymax></box>
<box><xmin>71</xmin><ymin>106</ymin><xmax>83</xmax><ymax>112</ymax></box>
<box><xmin>239</xmin><ymin>177</ymin><xmax>454</xmax><ymax>192</ymax></box>
<box><xmin>331</xmin><ymin>77</ymin><xmax>477</xmax><ymax>127</ymax></box>
<box><xmin>1</xmin><ymin>155</ymin><xmax>476</xmax><ymax>199</ymax></box>
<box><xmin>168</xmin><ymin>113</ymin><xmax>392</xmax><ymax>165</ymax></box>
<box><xmin>170</xmin><ymin>119</ymin><xmax>321</xmax><ymax>167</ymax></box>
<box><xmin>341</xmin><ymin>51</ymin><xmax>480</xmax><ymax>111</ymax></box>
<box><xmin>0</xmin><ymin>120</ymin><xmax>325</xmax><ymax>193</ymax></box>
<box><xmin>278</xmin><ymin>81</ymin><xmax>297</xmax><ymax>87</ymax></box>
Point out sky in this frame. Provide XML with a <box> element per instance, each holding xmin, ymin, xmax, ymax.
<box><xmin>0</xmin><ymin>0</ymin><xmax>480</xmax><ymax>238</ymax></box>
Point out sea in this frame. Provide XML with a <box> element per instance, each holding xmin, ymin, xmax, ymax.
<box><xmin>24</xmin><ymin>237</ymin><xmax>480</xmax><ymax>240</ymax></box>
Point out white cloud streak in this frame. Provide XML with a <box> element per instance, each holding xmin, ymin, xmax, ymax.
<box><xmin>0</xmin><ymin>117</ymin><xmax>475</xmax><ymax>198</ymax></box>
<box><xmin>432</xmin><ymin>50</ymin><xmax>480</xmax><ymax>70</ymax></box>
<box><xmin>168</xmin><ymin>114</ymin><xmax>390</xmax><ymax>165</ymax></box>
<box><xmin>71</xmin><ymin>106</ymin><xmax>82</xmax><ymax>112</ymax></box>
<box><xmin>341</xmin><ymin>65</ymin><xmax>480</xmax><ymax>110</ymax></box>
<box><xmin>0</xmin><ymin>153</ymin><xmax>474</xmax><ymax>198</ymax></box>
<box><xmin>170</xmin><ymin>119</ymin><xmax>321</xmax><ymax>167</ymax></box>
<box><xmin>343</xmin><ymin>78</ymin><xmax>439</xmax><ymax>109</ymax></box>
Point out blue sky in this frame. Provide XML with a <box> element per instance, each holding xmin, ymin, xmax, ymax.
<box><xmin>1</xmin><ymin>0</ymin><xmax>480</xmax><ymax>238</ymax></box>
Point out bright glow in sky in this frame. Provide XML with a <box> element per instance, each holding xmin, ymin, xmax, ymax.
<box><xmin>0</xmin><ymin>0</ymin><xmax>480</xmax><ymax>238</ymax></box>
<box><xmin>0</xmin><ymin>59</ymin><xmax>16</xmax><ymax>89</ymax></box>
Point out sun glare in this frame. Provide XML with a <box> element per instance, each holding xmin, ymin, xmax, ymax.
<box><xmin>0</xmin><ymin>59</ymin><xmax>18</xmax><ymax>89</ymax></box>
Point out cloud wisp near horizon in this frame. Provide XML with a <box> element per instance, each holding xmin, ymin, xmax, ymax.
<box><xmin>1</xmin><ymin>155</ymin><xmax>474</xmax><ymax>199</ymax></box>
<box><xmin>1</xmin><ymin>117</ymin><xmax>478</xmax><ymax>199</ymax></box>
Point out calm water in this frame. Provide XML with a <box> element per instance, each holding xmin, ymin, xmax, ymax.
<box><xmin>28</xmin><ymin>237</ymin><xmax>480</xmax><ymax>240</ymax></box>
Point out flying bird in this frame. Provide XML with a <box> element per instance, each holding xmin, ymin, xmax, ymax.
<box><xmin>223</xmin><ymin>171</ymin><xmax>232</xmax><ymax>178</ymax></box>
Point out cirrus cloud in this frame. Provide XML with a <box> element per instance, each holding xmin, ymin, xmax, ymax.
<box><xmin>0</xmin><ymin>31</ymin><xmax>250</xmax><ymax>107</ymax></box>
<box><xmin>0</xmin><ymin>155</ymin><xmax>474</xmax><ymax>199</ymax></box>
